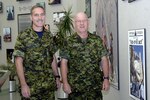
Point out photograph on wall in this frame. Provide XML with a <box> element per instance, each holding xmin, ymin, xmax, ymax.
<box><xmin>85</xmin><ymin>0</ymin><xmax>91</xmax><ymax>18</ymax></box>
<box><xmin>0</xmin><ymin>2</ymin><xmax>3</xmax><ymax>13</ymax></box>
<box><xmin>6</xmin><ymin>49</ymin><xmax>14</xmax><ymax>63</ymax></box>
<box><xmin>36</xmin><ymin>2</ymin><xmax>45</xmax><ymax>9</ymax></box>
<box><xmin>95</xmin><ymin>0</ymin><xmax>119</xmax><ymax>89</ymax></box>
<box><xmin>48</xmin><ymin>0</ymin><xmax>61</xmax><ymax>5</ymax></box>
<box><xmin>6</xmin><ymin>6</ymin><xmax>14</xmax><ymax>20</ymax></box>
<box><xmin>53</xmin><ymin>12</ymin><xmax>65</xmax><ymax>25</ymax></box>
<box><xmin>3</xmin><ymin>27</ymin><xmax>11</xmax><ymax>42</ymax></box>
<box><xmin>128</xmin><ymin>29</ymin><xmax>147</xmax><ymax>100</ymax></box>
<box><xmin>0</xmin><ymin>36</ymin><xmax>1</xmax><ymax>49</ymax></box>
<box><xmin>18</xmin><ymin>13</ymin><xmax>32</xmax><ymax>33</ymax></box>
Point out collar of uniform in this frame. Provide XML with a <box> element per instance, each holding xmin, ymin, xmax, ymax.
<box><xmin>74</xmin><ymin>32</ymin><xmax>91</xmax><ymax>44</ymax></box>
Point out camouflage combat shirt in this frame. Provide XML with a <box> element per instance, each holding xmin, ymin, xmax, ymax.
<box><xmin>60</xmin><ymin>32</ymin><xmax>107</xmax><ymax>99</ymax></box>
<box><xmin>13</xmin><ymin>27</ymin><xmax>56</xmax><ymax>99</ymax></box>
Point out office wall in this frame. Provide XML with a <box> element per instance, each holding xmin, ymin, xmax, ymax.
<box><xmin>104</xmin><ymin>0</ymin><xmax>150</xmax><ymax>100</ymax></box>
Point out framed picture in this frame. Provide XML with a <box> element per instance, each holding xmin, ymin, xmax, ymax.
<box><xmin>3</xmin><ymin>27</ymin><xmax>11</xmax><ymax>42</ymax></box>
<box><xmin>36</xmin><ymin>2</ymin><xmax>45</xmax><ymax>9</ymax></box>
<box><xmin>85</xmin><ymin>0</ymin><xmax>91</xmax><ymax>18</ymax></box>
<box><xmin>95</xmin><ymin>0</ymin><xmax>119</xmax><ymax>89</ymax></box>
<box><xmin>48</xmin><ymin>0</ymin><xmax>61</xmax><ymax>5</ymax></box>
<box><xmin>7</xmin><ymin>49</ymin><xmax>14</xmax><ymax>63</ymax></box>
<box><xmin>128</xmin><ymin>29</ymin><xmax>147</xmax><ymax>100</ymax></box>
<box><xmin>6</xmin><ymin>6</ymin><xmax>14</xmax><ymax>20</ymax></box>
<box><xmin>53</xmin><ymin>12</ymin><xmax>65</xmax><ymax>25</ymax></box>
<box><xmin>0</xmin><ymin>2</ymin><xmax>3</xmax><ymax>13</ymax></box>
<box><xmin>18</xmin><ymin>13</ymin><xmax>31</xmax><ymax>33</ymax></box>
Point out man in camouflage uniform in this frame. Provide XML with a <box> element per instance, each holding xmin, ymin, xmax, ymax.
<box><xmin>60</xmin><ymin>12</ymin><xmax>110</xmax><ymax>100</ymax></box>
<box><xmin>13</xmin><ymin>5</ymin><xmax>60</xmax><ymax>100</ymax></box>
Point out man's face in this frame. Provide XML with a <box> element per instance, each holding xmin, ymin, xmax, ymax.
<box><xmin>74</xmin><ymin>14</ymin><xmax>89</xmax><ymax>34</ymax></box>
<box><xmin>31</xmin><ymin>8</ymin><xmax>45</xmax><ymax>28</ymax></box>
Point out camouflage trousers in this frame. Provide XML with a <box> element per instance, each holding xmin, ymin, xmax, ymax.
<box><xmin>67</xmin><ymin>90</ymin><xmax>103</xmax><ymax>100</ymax></box>
<box><xmin>21</xmin><ymin>93</ymin><xmax>55</xmax><ymax>100</ymax></box>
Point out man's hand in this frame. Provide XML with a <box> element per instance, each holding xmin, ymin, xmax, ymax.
<box><xmin>102</xmin><ymin>79</ymin><xmax>110</xmax><ymax>91</ymax></box>
<box><xmin>21</xmin><ymin>84</ymin><xmax>30</xmax><ymax>98</ymax></box>
<box><xmin>56</xmin><ymin>78</ymin><xmax>61</xmax><ymax>89</ymax></box>
<box><xmin>63</xmin><ymin>83</ymin><xmax>72</xmax><ymax>94</ymax></box>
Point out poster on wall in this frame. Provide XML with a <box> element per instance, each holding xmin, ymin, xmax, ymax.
<box><xmin>128</xmin><ymin>29</ymin><xmax>147</xmax><ymax>100</ymax></box>
<box><xmin>3</xmin><ymin>27</ymin><xmax>11</xmax><ymax>42</ymax></box>
<box><xmin>6</xmin><ymin>49</ymin><xmax>14</xmax><ymax>63</ymax></box>
<box><xmin>53</xmin><ymin>12</ymin><xmax>65</xmax><ymax>25</ymax></box>
<box><xmin>95</xmin><ymin>0</ymin><xmax>119</xmax><ymax>89</ymax></box>
<box><xmin>36</xmin><ymin>2</ymin><xmax>45</xmax><ymax>9</ymax></box>
<box><xmin>6</xmin><ymin>6</ymin><xmax>14</xmax><ymax>20</ymax></box>
<box><xmin>85</xmin><ymin>0</ymin><xmax>91</xmax><ymax>18</ymax></box>
<box><xmin>0</xmin><ymin>2</ymin><xmax>3</xmax><ymax>13</ymax></box>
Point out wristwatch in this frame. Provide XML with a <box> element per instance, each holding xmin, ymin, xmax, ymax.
<box><xmin>103</xmin><ymin>76</ymin><xmax>109</xmax><ymax>80</ymax></box>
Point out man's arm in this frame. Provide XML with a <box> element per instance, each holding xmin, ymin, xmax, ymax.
<box><xmin>101</xmin><ymin>56</ymin><xmax>110</xmax><ymax>91</ymax></box>
<box><xmin>51</xmin><ymin>55</ymin><xmax>60</xmax><ymax>77</ymax></box>
<box><xmin>15</xmin><ymin>56</ymin><xmax>30</xmax><ymax>98</ymax></box>
<box><xmin>51</xmin><ymin>55</ymin><xmax>61</xmax><ymax>89</ymax></box>
<box><xmin>60</xmin><ymin>58</ymin><xmax>71</xmax><ymax>94</ymax></box>
<box><xmin>15</xmin><ymin>56</ymin><xmax>26</xmax><ymax>87</ymax></box>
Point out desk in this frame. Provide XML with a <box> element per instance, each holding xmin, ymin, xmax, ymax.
<box><xmin>0</xmin><ymin>89</ymin><xmax>21</xmax><ymax>100</ymax></box>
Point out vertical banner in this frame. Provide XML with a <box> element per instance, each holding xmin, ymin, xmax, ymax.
<box><xmin>128</xmin><ymin>29</ymin><xmax>147</xmax><ymax>100</ymax></box>
<box><xmin>95</xmin><ymin>0</ymin><xmax>119</xmax><ymax>89</ymax></box>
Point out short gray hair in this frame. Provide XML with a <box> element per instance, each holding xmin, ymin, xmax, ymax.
<box><xmin>30</xmin><ymin>5</ymin><xmax>45</xmax><ymax>15</ymax></box>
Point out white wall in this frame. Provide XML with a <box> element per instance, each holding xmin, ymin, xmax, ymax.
<box><xmin>104</xmin><ymin>0</ymin><xmax>150</xmax><ymax>100</ymax></box>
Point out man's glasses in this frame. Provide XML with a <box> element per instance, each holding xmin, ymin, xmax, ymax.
<box><xmin>75</xmin><ymin>20</ymin><xmax>88</xmax><ymax>23</ymax></box>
